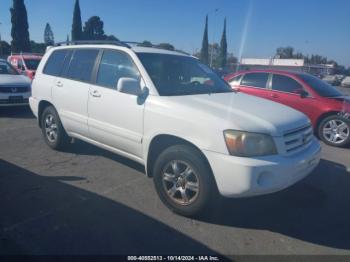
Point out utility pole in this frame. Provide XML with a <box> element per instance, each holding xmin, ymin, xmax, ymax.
<box><xmin>209</xmin><ymin>8</ymin><xmax>219</xmax><ymax>68</ymax></box>
<box><xmin>0</xmin><ymin>22</ymin><xmax>2</xmax><ymax>57</ymax></box>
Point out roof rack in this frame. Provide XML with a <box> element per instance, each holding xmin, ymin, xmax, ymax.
<box><xmin>123</xmin><ymin>41</ymin><xmax>191</xmax><ymax>55</ymax></box>
<box><xmin>54</xmin><ymin>40</ymin><xmax>131</xmax><ymax>48</ymax></box>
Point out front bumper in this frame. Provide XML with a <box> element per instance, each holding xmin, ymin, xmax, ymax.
<box><xmin>203</xmin><ymin>138</ymin><xmax>321</xmax><ymax>198</ymax></box>
<box><xmin>0</xmin><ymin>92</ymin><xmax>30</xmax><ymax>107</ymax></box>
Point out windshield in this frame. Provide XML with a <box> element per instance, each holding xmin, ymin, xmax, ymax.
<box><xmin>0</xmin><ymin>61</ymin><xmax>19</xmax><ymax>75</ymax></box>
<box><xmin>137</xmin><ymin>53</ymin><xmax>233</xmax><ymax>96</ymax></box>
<box><xmin>24</xmin><ymin>59</ymin><xmax>41</xmax><ymax>70</ymax></box>
<box><xmin>298</xmin><ymin>73</ymin><xmax>343</xmax><ymax>97</ymax></box>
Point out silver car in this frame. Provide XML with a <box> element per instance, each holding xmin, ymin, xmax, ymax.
<box><xmin>0</xmin><ymin>59</ymin><xmax>31</xmax><ymax>107</ymax></box>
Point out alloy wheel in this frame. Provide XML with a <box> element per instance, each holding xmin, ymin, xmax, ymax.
<box><xmin>162</xmin><ymin>160</ymin><xmax>200</xmax><ymax>206</ymax></box>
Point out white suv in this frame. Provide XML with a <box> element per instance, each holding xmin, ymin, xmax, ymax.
<box><xmin>30</xmin><ymin>42</ymin><xmax>321</xmax><ymax>216</ymax></box>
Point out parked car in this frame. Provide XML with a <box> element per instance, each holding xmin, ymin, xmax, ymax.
<box><xmin>0</xmin><ymin>59</ymin><xmax>31</xmax><ymax>107</ymax></box>
<box><xmin>30</xmin><ymin>42</ymin><xmax>321</xmax><ymax>216</ymax></box>
<box><xmin>8</xmin><ymin>53</ymin><xmax>42</xmax><ymax>80</ymax></box>
<box><xmin>322</xmin><ymin>75</ymin><xmax>341</xmax><ymax>86</ymax></box>
<box><xmin>341</xmin><ymin>76</ymin><xmax>350</xmax><ymax>87</ymax></box>
<box><xmin>225</xmin><ymin>70</ymin><xmax>350</xmax><ymax>147</ymax></box>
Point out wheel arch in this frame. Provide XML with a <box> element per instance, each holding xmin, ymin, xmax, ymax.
<box><xmin>146</xmin><ymin>134</ymin><xmax>214</xmax><ymax>180</ymax></box>
<box><xmin>38</xmin><ymin>100</ymin><xmax>54</xmax><ymax>128</ymax></box>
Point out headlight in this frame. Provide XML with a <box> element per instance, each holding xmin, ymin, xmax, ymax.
<box><xmin>223</xmin><ymin>130</ymin><xmax>277</xmax><ymax>157</ymax></box>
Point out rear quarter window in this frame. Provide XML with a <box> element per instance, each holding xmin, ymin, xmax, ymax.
<box><xmin>43</xmin><ymin>50</ymin><xmax>69</xmax><ymax>76</ymax></box>
<box><xmin>241</xmin><ymin>73</ymin><xmax>269</xmax><ymax>88</ymax></box>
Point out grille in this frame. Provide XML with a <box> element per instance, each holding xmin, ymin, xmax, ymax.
<box><xmin>0</xmin><ymin>86</ymin><xmax>30</xmax><ymax>93</ymax></box>
<box><xmin>0</xmin><ymin>98</ymin><xmax>29</xmax><ymax>104</ymax></box>
<box><xmin>283</xmin><ymin>124</ymin><xmax>313</xmax><ymax>153</ymax></box>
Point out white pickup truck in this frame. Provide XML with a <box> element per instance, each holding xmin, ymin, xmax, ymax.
<box><xmin>29</xmin><ymin>42</ymin><xmax>321</xmax><ymax>216</ymax></box>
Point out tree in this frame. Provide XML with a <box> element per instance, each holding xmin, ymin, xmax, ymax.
<box><xmin>138</xmin><ymin>40</ymin><xmax>153</xmax><ymax>47</ymax></box>
<box><xmin>66</xmin><ymin>34</ymin><xmax>70</xmax><ymax>43</ymax></box>
<box><xmin>71</xmin><ymin>0</ymin><xmax>83</xmax><ymax>41</ymax></box>
<box><xmin>30</xmin><ymin>41</ymin><xmax>46</xmax><ymax>54</ymax></box>
<box><xmin>105</xmin><ymin>35</ymin><xmax>119</xmax><ymax>41</ymax></box>
<box><xmin>200</xmin><ymin>15</ymin><xmax>209</xmax><ymax>65</ymax></box>
<box><xmin>83</xmin><ymin>16</ymin><xmax>106</xmax><ymax>40</ymax></box>
<box><xmin>156</xmin><ymin>43</ymin><xmax>175</xmax><ymax>51</ymax></box>
<box><xmin>275</xmin><ymin>46</ymin><xmax>294</xmax><ymax>59</ymax></box>
<box><xmin>0</xmin><ymin>41</ymin><xmax>11</xmax><ymax>57</ymax></box>
<box><xmin>44</xmin><ymin>23</ymin><xmax>54</xmax><ymax>45</ymax></box>
<box><xmin>209</xmin><ymin>43</ymin><xmax>220</xmax><ymax>68</ymax></box>
<box><xmin>218</xmin><ymin>18</ymin><xmax>228</xmax><ymax>68</ymax></box>
<box><xmin>10</xmin><ymin>0</ymin><xmax>31</xmax><ymax>52</ymax></box>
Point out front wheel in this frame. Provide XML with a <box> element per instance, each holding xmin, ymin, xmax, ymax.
<box><xmin>41</xmin><ymin>106</ymin><xmax>70</xmax><ymax>150</ymax></box>
<box><xmin>318</xmin><ymin>115</ymin><xmax>350</xmax><ymax>147</ymax></box>
<box><xmin>153</xmin><ymin>145</ymin><xmax>216</xmax><ymax>217</ymax></box>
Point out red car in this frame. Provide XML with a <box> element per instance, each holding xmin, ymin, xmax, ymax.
<box><xmin>225</xmin><ymin>70</ymin><xmax>350</xmax><ymax>147</ymax></box>
<box><xmin>8</xmin><ymin>53</ymin><xmax>42</xmax><ymax>80</ymax></box>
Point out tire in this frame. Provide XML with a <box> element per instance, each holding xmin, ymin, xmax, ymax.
<box><xmin>153</xmin><ymin>144</ymin><xmax>216</xmax><ymax>217</ymax></box>
<box><xmin>40</xmin><ymin>106</ymin><xmax>70</xmax><ymax>150</ymax></box>
<box><xmin>318</xmin><ymin>115</ymin><xmax>350</xmax><ymax>147</ymax></box>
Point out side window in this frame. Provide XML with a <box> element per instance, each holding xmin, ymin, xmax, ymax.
<box><xmin>272</xmin><ymin>74</ymin><xmax>304</xmax><ymax>93</ymax></box>
<box><xmin>241</xmin><ymin>73</ymin><xmax>269</xmax><ymax>88</ymax></box>
<box><xmin>43</xmin><ymin>50</ymin><xmax>69</xmax><ymax>76</ymax></box>
<box><xmin>96</xmin><ymin>50</ymin><xmax>140</xmax><ymax>89</ymax></box>
<box><xmin>228</xmin><ymin>75</ymin><xmax>242</xmax><ymax>85</ymax></box>
<box><xmin>65</xmin><ymin>49</ymin><xmax>99</xmax><ymax>82</ymax></box>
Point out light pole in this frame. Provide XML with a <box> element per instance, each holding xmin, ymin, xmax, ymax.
<box><xmin>0</xmin><ymin>22</ymin><xmax>2</xmax><ymax>57</ymax></box>
<box><xmin>209</xmin><ymin>8</ymin><xmax>220</xmax><ymax>68</ymax></box>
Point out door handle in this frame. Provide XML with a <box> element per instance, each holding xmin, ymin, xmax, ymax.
<box><xmin>270</xmin><ymin>93</ymin><xmax>279</xmax><ymax>98</ymax></box>
<box><xmin>56</xmin><ymin>81</ymin><xmax>63</xmax><ymax>87</ymax></box>
<box><xmin>90</xmin><ymin>90</ymin><xmax>101</xmax><ymax>98</ymax></box>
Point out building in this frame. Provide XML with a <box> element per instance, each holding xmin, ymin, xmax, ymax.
<box><xmin>236</xmin><ymin>58</ymin><xmax>335</xmax><ymax>77</ymax></box>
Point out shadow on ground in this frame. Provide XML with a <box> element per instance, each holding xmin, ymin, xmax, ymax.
<box><xmin>0</xmin><ymin>159</ymin><xmax>217</xmax><ymax>255</ymax></box>
<box><xmin>0</xmin><ymin>107</ymin><xmax>34</xmax><ymax>119</ymax></box>
<box><xmin>43</xmin><ymin>140</ymin><xmax>350</xmax><ymax>251</ymax></box>
<box><xmin>200</xmin><ymin>159</ymin><xmax>350</xmax><ymax>250</ymax></box>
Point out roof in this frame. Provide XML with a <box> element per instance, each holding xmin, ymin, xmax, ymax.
<box><xmin>51</xmin><ymin>42</ymin><xmax>190</xmax><ymax>57</ymax></box>
<box><xmin>9</xmin><ymin>54</ymin><xmax>42</xmax><ymax>59</ymax></box>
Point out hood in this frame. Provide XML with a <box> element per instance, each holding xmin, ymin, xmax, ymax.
<box><xmin>162</xmin><ymin>92</ymin><xmax>310</xmax><ymax>137</ymax></box>
<box><xmin>0</xmin><ymin>74</ymin><xmax>31</xmax><ymax>87</ymax></box>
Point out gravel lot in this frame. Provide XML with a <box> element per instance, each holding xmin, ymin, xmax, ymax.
<box><xmin>0</xmin><ymin>87</ymin><xmax>349</xmax><ymax>256</ymax></box>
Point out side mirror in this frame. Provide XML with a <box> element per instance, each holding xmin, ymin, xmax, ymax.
<box><xmin>294</xmin><ymin>89</ymin><xmax>309</xmax><ymax>98</ymax></box>
<box><xmin>117</xmin><ymin>77</ymin><xmax>142</xmax><ymax>96</ymax></box>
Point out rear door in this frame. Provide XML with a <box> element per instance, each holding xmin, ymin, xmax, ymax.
<box><xmin>52</xmin><ymin>49</ymin><xmax>99</xmax><ymax>137</ymax></box>
<box><xmin>237</xmin><ymin>72</ymin><xmax>271</xmax><ymax>99</ymax></box>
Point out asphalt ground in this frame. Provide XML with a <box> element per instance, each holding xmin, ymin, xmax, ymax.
<box><xmin>0</xmin><ymin>87</ymin><xmax>349</xmax><ymax>257</ymax></box>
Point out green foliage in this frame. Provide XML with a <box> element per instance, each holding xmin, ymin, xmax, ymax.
<box><xmin>10</xmin><ymin>0</ymin><xmax>31</xmax><ymax>52</ymax></box>
<box><xmin>138</xmin><ymin>40</ymin><xmax>153</xmax><ymax>47</ymax></box>
<box><xmin>200</xmin><ymin>15</ymin><xmax>209</xmax><ymax>65</ymax></box>
<box><xmin>83</xmin><ymin>16</ymin><xmax>106</xmax><ymax>40</ymax></box>
<box><xmin>218</xmin><ymin>18</ymin><xmax>228</xmax><ymax>68</ymax></box>
<box><xmin>30</xmin><ymin>41</ymin><xmax>46</xmax><ymax>54</ymax></box>
<box><xmin>44</xmin><ymin>23</ymin><xmax>54</xmax><ymax>45</ymax></box>
<box><xmin>0</xmin><ymin>41</ymin><xmax>11</xmax><ymax>57</ymax></box>
<box><xmin>156</xmin><ymin>43</ymin><xmax>175</xmax><ymax>51</ymax></box>
<box><xmin>105</xmin><ymin>35</ymin><xmax>119</xmax><ymax>41</ymax></box>
<box><xmin>71</xmin><ymin>0</ymin><xmax>83</xmax><ymax>41</ymax></box>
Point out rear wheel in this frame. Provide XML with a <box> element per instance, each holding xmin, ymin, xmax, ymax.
<box><xmin>318</xmin><ymin>115</ymin><xmax>350</xmax><ymax>147</ymax></box>
<box><xmin>41</xmin><ymin>106</ymin><xmax>70</xmax><ymax>150</ymax></box>
<box><xmin>153</xmin><ymin>145</ymin><xmax>215</xmax><ymax>217</ymax></box>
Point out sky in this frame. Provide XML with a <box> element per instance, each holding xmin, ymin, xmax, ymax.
<box><xmin>0</xmin><ymin>0</ymin><xmax>349</xmax><ymax>66</ymax></box>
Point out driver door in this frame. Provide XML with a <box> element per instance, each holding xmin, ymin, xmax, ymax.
<box><xmin>88</xmin><ymin>49</ymin><xmax>145</xmax><ymax>159</ymax></box>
